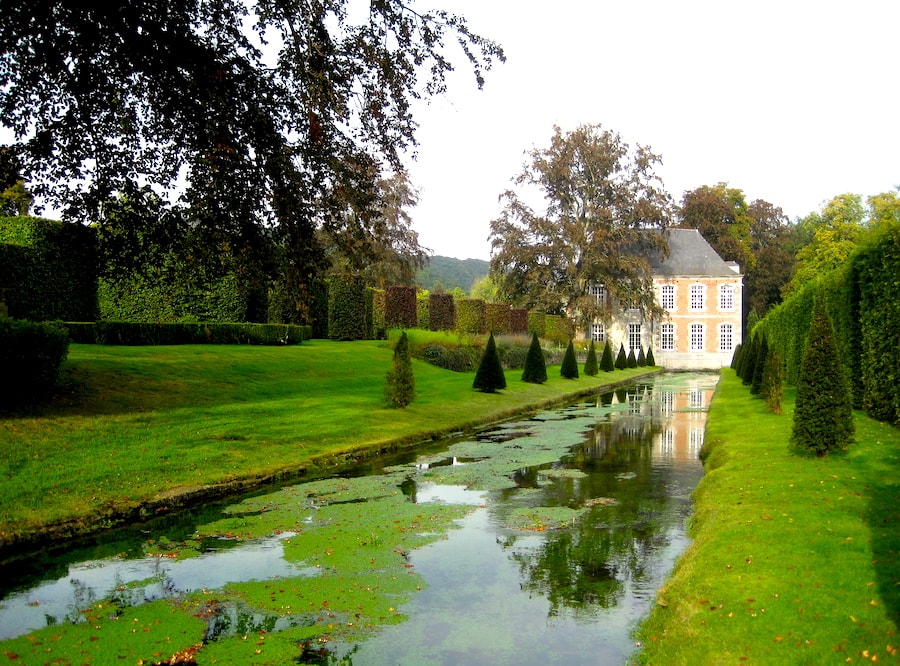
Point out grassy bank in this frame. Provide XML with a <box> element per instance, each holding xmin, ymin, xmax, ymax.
<box><xmin>0</xmin><ymin>340</ymin><xmax>657</xmax><ymax>551</ymax></box>
<box><xmin>635</xmin><ymin>370</ymin><xmax>900</xmax><ymax>664</ymax></box>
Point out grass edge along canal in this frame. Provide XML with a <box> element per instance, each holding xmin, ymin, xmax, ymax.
<box><xmin>634</xmin><ymin>369</ymin><xmax>900</xmax><ymax>665</ymax></box>
<box><xmin>0</xmin><ymin>340</ymin><xmax>661</xmax><ymax>553</ymax></box>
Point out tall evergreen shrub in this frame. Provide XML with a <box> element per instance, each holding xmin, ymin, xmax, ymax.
<box><xmin>637</xmin><ymin>347</ymin><xmax>646</xmax><ymax>367</ymax></box>
<box><xmin>473</xmin><ymin>332</ymin><xmax>506</xmax><ymax>392</ymax></box>
<box><xmin>384</xmin><ymin>330</ymin><xmax>415</xmax><ymax>408</ymax></box>
<box><xmin>761</xmin><ymin>347</ymin><xmax>785</xmax><ymax>415</ymax></box>
<box><xmin>750</xmin><ymin>334</ymin><xmax>768</xmax><ymax>395</ymax></box>
<box><xmin>741</xmin><ymin>334</ymin><xmax>759</xmax><ymax>386</ymax></box>
<box><xmin>521</xmin><ymin>332</ymin><xmax>548</xmax><ymax>384</ymax></box>
<box><xmin>615</xmin><ymin>343</ymin><xmax>627</xmax><ymax>370</ymax></box>
<box><xmin>791</xmin><ymin>297</ymin><xmax>854</xmax><ymax>455</ymax></box>
<box><xmin>560</xmin><ymin>339</ymin><xmax>579</xmax><ymax>379</ymax></box>
<box><xmin>626</xmin><ymin>348</ymin><xmax>637</xmax><ymax>369</ymax></box>
<box><xmin>583</xmin><ymin>340</ymin><xmax>598</xmax><ymax>376</ymax></box>
<box><xmin>646</xmin><ymin>347</ymin><xmax>656</xmax><ymax>367</ymax></box>
<box><xmin>600</xmin><ymin>340</ymin><xmax>615</xmax><ymax>372</ymax></box>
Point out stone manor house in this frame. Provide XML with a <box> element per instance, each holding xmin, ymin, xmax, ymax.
<box><xmin>585</xmin><ymin>228</ymin><xmax>743</xmax><ymax>371</ymax></box>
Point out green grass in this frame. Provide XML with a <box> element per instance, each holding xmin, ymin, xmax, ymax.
<box><xmin>0</xmin><ymin>340</ymin><xmax>656</xmax><ymax>545</ymax></box>
<box><xmin>635</xmin><ymin>370</ymin><xmax>900</xmax><ymax>664</ymax></box>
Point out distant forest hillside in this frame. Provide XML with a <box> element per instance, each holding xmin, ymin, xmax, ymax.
<box><xmin>417</xmin><ymin>255</ymin><xmax>489</xmax><ymax>293</ymax></box>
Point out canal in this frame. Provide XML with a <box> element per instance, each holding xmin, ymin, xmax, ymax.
<box><xmin>0</xmin><ymin>372</ymin><xmax>718</xmax><ymax>664</ymax></box>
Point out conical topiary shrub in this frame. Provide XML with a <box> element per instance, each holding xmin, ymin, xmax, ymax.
<box><xmin>521</xmin><ymin>331</ymin><xmax>548</xmax><ymax>384</ymax></box>
<box><xmin>646</xmin><ymin>347</ymin><xmax>656</xmax><ymax>367</ymax></box>
<box><xmin>741</xmin><ymin>333</ymin><xmax>759</xmax><ymax>386</ymax></box>
<box><xmin>384</xmin><ymin>331</ymin><xmax>415</xmax><ymax>408</ymax></box>
<box><xmin>473</xmin><ymin>332</ymin><xmax>507</xmax><ymax>393</ymax></box>
<box><xmin>560</xmin><ymin>339</ymin><xmax>579</xmax><ymax>379</ymax></box>
<box><xmin>600</xmin><ymin>340</ymin><xmax>615</xmax><ymax>372</ymax></box>
<box><xmin>626</xmin><ymin>347</ymin><xmax>637</xmax><ymax>368</ymax></box>
<box><xmin>615</xmin><ymin>343</ymin><xmax>627</xmax><ymax>370</ymax></box>
<box><xmin>761</xmin><ymin>346</ymin><xmax>785</xmax><ymax>415</ymax></box>
<box><xmin>791</xmin><ymin>297</ymin><xmax>854</xmax><ymax>455</ymax></box>
<box><xmin>637</xmin><ymin>347</ymin><xmax>646</xmax><ymax>367</ymax></box>
<box><xmin>583</xmin><ymin>339</ymin><xmax>598</xmax><ymax>376</ymax></box>
<box><xmin>750</xmin><ymin>334</ymin><xmax>768</xmax><ymax>395</ymax></box>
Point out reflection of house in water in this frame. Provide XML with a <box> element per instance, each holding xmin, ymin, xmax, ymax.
<box><xmin>653</xmin><ymin>379</ymin><xmax>716</xmax><ymax>460</ymax></box>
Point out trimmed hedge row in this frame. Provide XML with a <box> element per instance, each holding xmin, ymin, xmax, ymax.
<box><xmin>428</xmin><ymin>293</ymin><xmax>455</xmax><ymax>331</ymax></box>
<box><xmin>65</xmin><ymin>321</ymin><xmax>310</xmax><ymax>345</ymax></box>
<box><xmin>0</xmin><ymin>318</ymin><xmax>70</xmax><ymax>406</ymax></box>
<box><xmin>758</xmin><ymin>219</ymin><xmax>900</xmax><ymax>426</ymax></box>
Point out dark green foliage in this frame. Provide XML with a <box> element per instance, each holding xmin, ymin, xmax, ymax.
<box><xmin>456</xmin><ymin>298</ymin><xmax>486</xmax><ymax>334</ymax></box>
<box><xmin>428</xmin><ymin>292</ymin><xmax>455</xmax><ymax>331</ymax></box>
<box><xmin>750</xmin><ymin>334</ymin><xmax>768</xmax><ymax>395</ymax></box>
<box><xmin>419</xmin><ymin>344</ymin><xmax>475</xmax><ymax>372</ymax></box>
<box><xmin>416</xmin><ymin>292</ymin><xmax>429</xmax><ymax>329</ymax></box>
<box><xmin>64</xmin><ymin>321</ymin><xmax>308</xmax><ymax>345</ymax></box>
<box><xmin>615</xmin><ymin>343</ymin><xmax>627</xmax><ymax>370</ymax></box>
<box><xmin>560</xmin><ymin>339</ymin><xmax>579</xmax><ymax>379</ymax></box>
<box><xmin>485</xmin><ymin>302</ymin><xmax>511</xmax><ymax>335</ymax></box>
<box><xmin>0</xmin><ymin>318</ymin><xmax>70</xmax><ymax>407</ymax></box>
<box><xmin>385</xmin><ymin>285</ymin><xmax>417</xmax><ymax>329</ymax></box>
<box><xmin>600</xmin><ymin>340</ymin><xmax>615</xmax><ymax>372</ymax></box>
<box><xmin>583</xmin><ymin>339</ymin><xmax>598</xmax><ymax>376</ymax></box>
<box><xmin>626</xmin><ymin>348</ymin><xmax>637</xmax><ymax>369</ymax></box>
<box><xmin>328</xmin><ymin>275</ymin><xmax>368</xmax><ymax>340</ymax></box>
<box><xmin>473</xmin><ymin>332</ymin><xmax>506</xmax><ymax>392</ymax></box>
<box><xmin>646</xmin><ymin>347</ymin><xmax>656</xmax><ymax>367</ymax></box>
<box><xmin>791</xmin><ymin>297</ymin><xmax>854</xmax><ymax>455</ymax></box>
<box><xmin>527</xmin><ymin>311</ymin><xmax>546</xmax><ymax>338</ymax></box>
<box><xmin>730</xmin><ymin>343</ymin><xmax>742</xmax><ymax>371</ymax></box>
<box><xmin>521</xmin><ymin>332</ymin><xmax>548</xmax><ymax>384</ymax></box>
<box><xmin>761</xmin><ymin>346</ymin><xmax>785</xmax><ymax>414</ymax></box>
<box><xmin>636</xmin><ymin>347</ymin><xmax>646</xmax><ymax>367</ymax></box>
<box><xmin>544</xmin><ymin>315</ymin><xmax>574</xmax><ymax>345</ymax></box>
<box><xmin>741</xmin><ymin>334</ymin><xmax>759</xmax><ymax>386</ymax></box>
<box><xmin>384</xmin><ymin>331</ymin><xmax>415</xmax><ymax>408</ymax></box>
<box><xmin>509</xmin><ymin>308</ymin><xmax>529</xmax><ymax>334</ymax></box>
<box><xmin>0</xmin><ymin>216</ymin><xmax>98</xmax><ymax>321</ymax></box>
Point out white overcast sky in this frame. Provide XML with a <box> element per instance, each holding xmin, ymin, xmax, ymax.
<box><xmin>403</xmin><ymin>0</ymin><xmax>900</xmax><ymax>260</ymax></box>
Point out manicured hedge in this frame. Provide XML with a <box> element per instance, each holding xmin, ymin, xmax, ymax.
<box><xmin>0</xmin><ymin>318</ymin><xmax>70</xmax><ymax>406</ymax></box>
<box><xmin>370</xmin><ymin>289</ymin><xmax>386</xmax><ymax>339</ymax></box>
<box><xmin>456</xmin><ymin>298</ymin><xmax>486</xmax><ymax>334</ymax></box>
<box><xmin>528</xmin><ymin>311</ymin><xmax>546</xmax><ymax>338</ymax></box>
<box><xmin>428</xmin><ymin>293</ymin><xmax>455</xmax><ymax>331</ymax></box>
<box><xmin>328</xmin><ymin>275</ymin><xmax>367</xmax><ymax>340</ymax></box>
<box><xmin>0</xmin><ymin>216</ymin><xmax>98</xmax><ymax>322</ymax></box>
<box><xmin>416</xmin><ymin>292</ymin><xmax>429</xmax><ymax>330</ymax></box>
<box><xmin>485</xmin><ymin>302</ymin><xmax>511</xmax><ymax>335</ymax></box>
<box><xmin>65</xmin><ymin>321</ymin><xmax>309</xmax><ymax>345</ymax></box>
<box><xmin>510</xmin><ymin>308</ymin><xmax>529</xmax><ymax>334</ymax></box>
<box><xmin>544</xmin><ymin>314</ymin><xmax>574</xmax><ymax>345</ymax></box>
<box><xmin>385</xmin><ymin>285</ymin><xmax>417</xmax><ymax>329</ymax></box>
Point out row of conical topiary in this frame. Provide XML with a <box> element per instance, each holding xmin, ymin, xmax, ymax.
<box><xmin>474</xmin><ymin>333</ymin><xmax>656</xmax><ymax>393</ymax></box>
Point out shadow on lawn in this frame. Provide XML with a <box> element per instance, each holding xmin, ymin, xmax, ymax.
<box><xmin>865</xmin><ymin>472</ymin><xmax>900</xmax><ymax>627</ymax></box>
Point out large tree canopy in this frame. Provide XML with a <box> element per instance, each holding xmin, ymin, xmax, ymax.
<box><xmin>0</xmin><ymin>0</ymin><xmax>503</xmax><ymax>296</ymax></box>
<box><xmin>678</xmin><ymin>183</ymin><xmax>754</xmax><ymax>270</ymax></box>
<box><xmin>488</xmin><ymin>124</ymin><xmax>674</xmax><ymax>324</ymax></box>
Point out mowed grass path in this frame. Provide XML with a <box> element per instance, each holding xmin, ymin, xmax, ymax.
<box><xmin>636</xmin><ymin>370</ymin><xmax>900</xmax><ymax>664</ymax></box>
<box><xmin>0</xmin><ymin>340</ymin><xmax>655</xmax><ymax>546</ymax></box>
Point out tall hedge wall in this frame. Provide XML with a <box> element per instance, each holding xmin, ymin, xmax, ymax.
<box><xmin>510</xmin><ymin>308</ymin><xmax>529</xmax><ymax>334</ymax></box>
<box><xmin>428</xmin><ymin>293</ymin><xmax>455</xmax><ymax>331</ymax></box>
<box><xmin>528</xmin><ymin>311</ymin><xmax>546</xmax><ymax>338</ymax></box>
<box><xmin>0</xmin><ymin>216</ymin><xmax>98</xmax><ymax>321</ymax></box>
<box><xmin>485</xmin><ymin>302</ymin><xmax>511</xmax><ymax>335</ymax></box>
<box><xmin>328</xmin><ymin>275</ymin><xmax>367</xmax><ymax>340</ymax></box>
<box><xmin>385</xmin><ymin>285</ymin><xmax>417</xmax><ymax>329</ymax></box>
<box><xmin>416</xmin><ymin>292</ymin><xmax>429</xmax><ymax>330</ymax></box>
<box><xmin>456</xmin><ymin>298</ymin><xmax>486</xmax><ymax>334</ymax></box>
<box><xmin>758</xmin><ymin>220</ymin><xmax>900</xmax><ymax>426</ymax></box>
<box><xmin>544</xmin><ymin>314</ymin><xmax>574</xmax><ymax>344</ymax></box>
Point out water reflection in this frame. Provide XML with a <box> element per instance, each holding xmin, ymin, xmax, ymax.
<box><xmin>0</xmin><ymin>372</ymin><xmax>718</xmax><ymax>665</ymax></box>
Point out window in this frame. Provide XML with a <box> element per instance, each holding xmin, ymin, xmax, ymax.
<box><xmin>589</xmin><ymin>284</ymin><xmax>608</xmax><ymax>306</ymax></box>
<box><xmin>660</xmin><ymin>284</ymin><xmax>675</xmax><ymax>310</ymax></box>
<box><xmin>660</xmin><ymin>323</ymin><xmax>675</xmax><ymax>351</ymax></box>
<box><xmin>690</xmin><ymin>323</ymin><xmax>705</xmax><ymax>351</ymax></box>
<box><xmin>719</xmin><ymin>323</ymin><xmax>734</xmax><ymax>352</ymax></box>
<box><xmin>590</xmin><ymin>322</ymin><xmax>605</xmax><ymax>342</ymax></box>
<box><xmin>628</xmin><ymin>323</ymin><xmax>642</xmax><ymax>352</ymax></box>
<box><xmin>690</xmin><ymin>284</ymin><xmax>705</xmax><ymax>311</ymax></box>
<box><xmin>719</xmin><ymin>284</ymin><xmax>735</xmax><ymax>311</ymax></box>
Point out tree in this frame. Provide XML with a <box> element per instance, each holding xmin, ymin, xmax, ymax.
<box><xmin>560</xmin><ymin>339</ymin><xmax>579</xmax><ymax>379</ymax></box>
<box><xmin>384</xmin><ymin>331</ymin><xmax>415</xmax><ymax>408</ymax></box>
<box><xmin>473</xmin><ymin>333</ymin><xmax>506</xmax><ymax>392</ymax></box>
<box><xmin>678</xmin><ymin>183</ymin><xmax>754</xmax><ymax>270</ymax></box>
<box><xmin>615</xmin><ymin>343</ymin><xmax>627</xmax><ymax>370</ymax></box>
<box><xmin>521</xmin><ymin>332</ymin><xmax>548</xmax><ymax>384</ymax></box>
<box><xmin>636</xmin><ymin>347</ymin><xmax>646</xmax><ymax>367</ymax></box>
<box><xmin>0</xmin><ymin>1</ymin><xmax>503</xmax><ymax>317</ymax></box>
<box><xmin>646</xmin><ymin>347</ymin><xmax>656</xmax><ymax>367</ymax></box>
<box><xmin>791</xmin><ymin>296</ymin><xmax>854</xmax><ymax>455</ymax></box>
<box><xmin>0</xmin><ymin>145</ymin><xmax>32</xmax><ymax>216</ymax></box>
<box><xmin>489</xmin><ymin>124</ymin><xmax>673</xmax><ymax>327</ymax></box>
<box><xmin>745</xmin><ymin>199</ymin><xmax>794</xmax><ymax>317</ymax></box>
<box><xmin>583</xmin><ymin>339</ymin><xmax>598</xmax><ymax>376</ymax></box>
<box><xmin>750</xmin><ymin>333</ymin><xmax>768</xmax><ymax>395</ymax></box>
<box><xmin>761</xmin><ymin>347</ymin><xmax>785</xmax><ymax>415</ymax></box>
<box><xmin>626</xmin><ymin>347</ymin><xmax>637</xmax><ymax>369</ymax></box>
<box><xmin>600</xmin><ymin>340</ymin><xmax>615</xmax><ymax>372</ymax></box>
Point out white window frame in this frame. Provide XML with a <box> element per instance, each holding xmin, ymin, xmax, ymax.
<box><xmin>660</xmin><ymin>323</ymin><xmax>675</xmax><ymax>351</ymax></box>
<box><xmin>627</xmin><ymin>323</ymin><xmax>642</xmax><ymax>352</ymax></box>
<box><xmin>690</xmin><ymin>284</ymin><xmax>705</xmax><ymax>311</ymax></box>
<box><xmin>589</xmin><ymin>284</ymin><xmax>608</xmax><ymax>306</ymax></box>
<box><xmin>690</xmin><ymin>323</ymin><xmax>705</xmax><ymax>351</ymax></box>
<box><xmin>719</xmin><ymin>284</ymin><xmax>735</xmax><ymax>311</ymax></box>
<box><xmin>719</xmin><ymin>323</ymin><xmax>734</xmax><ymax>352</ymax></box>
<box><xmin>590</xmin><ymin>322</ymin><xmax>605</xmax><ymax>342</ymax></box>
<box><xmin>660</xmin><ymin>284</ymin><xmax>675</xmax><ymax>311</ymax></box>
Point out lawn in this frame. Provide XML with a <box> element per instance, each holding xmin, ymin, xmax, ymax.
<box><xmin>635</xmin><ymin>370</ymin><xmax>900</xmax><ymax>664</ymax></box>
<box><xmin>0</xmin><ymin>340</ymin><xmax>655</xmax><ymax>548</ymax></box>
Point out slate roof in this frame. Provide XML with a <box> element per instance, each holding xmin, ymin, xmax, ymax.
<box><xmin>648</xmin><ymin>228</ymin><xmax>741</xmax><ymax>277</ymax></box>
